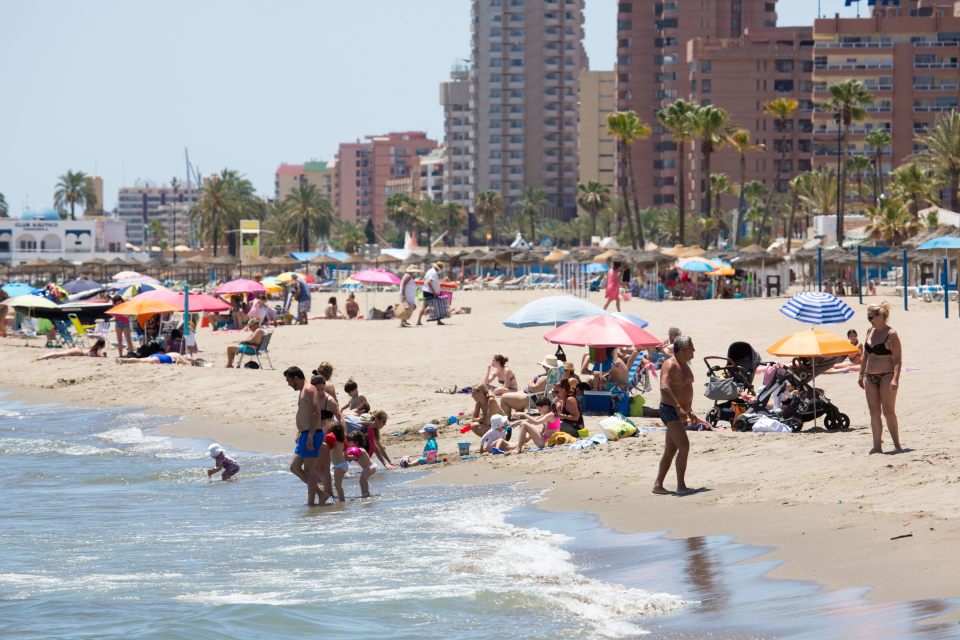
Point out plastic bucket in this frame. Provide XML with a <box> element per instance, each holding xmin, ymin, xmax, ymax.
<box><xmin>457</xmin><ymin>442</ymin><xmax>471</xmax><ymax>456</ymax></box>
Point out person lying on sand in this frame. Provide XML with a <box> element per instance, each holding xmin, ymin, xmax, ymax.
<box><xmin>117</xmin><ymin>352</ymin><xmax>191</xmax><ymax>365</ymax></box>
<box><xmin>36</xmin><ymin>338</ymin><xmax>107</xmax><ymax>360</ymax></box>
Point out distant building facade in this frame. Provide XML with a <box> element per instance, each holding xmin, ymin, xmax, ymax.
<box><xmin>0</xmin><ymin>209</ymin><xmax>126</xmax><ymax>266</ymax></box>
<box><xmin>116</xmin><ymin>182</ymin><xmax>199</xmax><ymax>249</ymax></box>
<box><xmin>84</xmin><ymin>176</ymin><xmax>105</xmax><ymax>216</ymax></box>
<box><xmin>440</xmin><ymin>64</ymin><xmax>473</xmax><ymax>209</ymax></box>
<box><xmin>274</xmin><ymin>160</ymin><xmax>333</xmax><ymax>204</ymax></box>
<box><xmin>577</xmin><ymin>70</ymin><xmax>617</xmax><ymax>215</ymax></box>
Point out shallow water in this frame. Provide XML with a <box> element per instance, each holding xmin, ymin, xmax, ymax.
<box><xmin>0</xmin><ymin>396</ymin><xmax>956</xmax><ymax>639</ymax></box>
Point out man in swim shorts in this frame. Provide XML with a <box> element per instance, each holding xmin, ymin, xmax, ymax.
<box><xmin>226</xmin><ymin>318</ymin><xmax>265</xmax><ymax>368</ymax></box>
<box><xmin>653</xmin><ymin>335</ymin><xmax>698</xmax><ymax>496</ymax></box>
<box><xmin>285</xmin><ymin>366</ymin><xmax>327</xmax><ymax>505</ymax></box>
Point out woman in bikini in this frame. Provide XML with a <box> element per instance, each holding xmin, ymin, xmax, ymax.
<box><xmin>484</xmin><ymin>354</ymin><xmax>518</xmax><ymax>397</ymax></box>
<box><xmin>36</xmin><ymin>338</ymin><xmax>108</xmax><ymax>360</ymax></box>
<box><xmin>488</xmin><ymin>396</ymin><xmax>560</xmax><ymax>453</ymax></box>
<box><xmin>466</xmin><ymin>383</ymin><xmax>503</xmax><ymax>437</ymax></box>
<box><xmin>555</xmin><ymin>378</ymin><xmax>584</xmax><ymax>438</ymax></box>
<box><xmin>858</xmin><ymin>301</ymin><xmax>903</xmax><ymax>454</ymax></box>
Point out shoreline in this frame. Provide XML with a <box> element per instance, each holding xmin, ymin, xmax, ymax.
<box><xmin>2</xmin><ymin>290</ymin><xmax>958</xmax><ymax>620</ymax></box>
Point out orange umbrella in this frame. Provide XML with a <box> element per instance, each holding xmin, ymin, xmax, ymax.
<box><xmin>767</xmin><ymin>330</ymin><xmax>857</xmax><ymax>429</ymax></box>
<box><xmin>107</xmin><ymin>297</ymin><xmax>179</xmax><ymax>318</ymax></box>
<box><xmin>767</xmin><ymin>330</ymin><xmax>858</xmax><ymax>358</ymax></box>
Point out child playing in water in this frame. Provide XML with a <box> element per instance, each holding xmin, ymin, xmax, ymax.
<box><xmin>326</xmin><ymin>423</ymin><xmax>348</xmax><ymax>502</ymax></box>
<box><xmin>400</xmin><ymin>424</ymin><xmax>439</xmax><ymax>468</ymax></box>
<box><xmin>341</xmin><ymin>379</ymin><xmax>369</xmax><ymax>414</ymax></box>
<box><xmin>346</xmin><ymin>432</ymin><xmax>377</xmax><ymax>498</ymax></box>
<box><xmin>206</xmin><ymin>443</ymin><xmax>240</xmax><ymax>480</ymax></box>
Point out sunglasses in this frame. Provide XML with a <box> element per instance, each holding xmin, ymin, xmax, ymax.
<box><xmin>867</xmin><ymin>313</ymin><xmax>878</xmax><ymax>320</ymax></box>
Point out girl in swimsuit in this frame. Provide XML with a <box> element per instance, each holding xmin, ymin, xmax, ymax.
<box><xmin>346</xmin><ymin>432</ymin><xmax>377</xmax><ymax>498</ymax></box>
<box><xmin>858</xmin><ymin>301</ymin><xmax>903</xmax><ymax>454</ymax></box>
<box><xmin>36</xmin><ymin>338</ymin><xmax>108</xmax><ymax>360</ymax></box>
<box><xmin>484</xmin><ymin>354</ymin><xmax>518</xmax><ymax>397</ymax></box>
<box><xmin>489</xmin><ymin>397</ymin><xmax>559</xmax><ymax>453</ymax></box>
<box><xmin>326</xmin><ymin>423</ymin><xmax>348</xmax><ymax>502</ymax></box>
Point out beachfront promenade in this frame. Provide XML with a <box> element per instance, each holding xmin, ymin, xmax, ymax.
<box><xmin>1</xmin><ymin>287</ymin><xmax>958</xmax><ymax>611</ymax></box>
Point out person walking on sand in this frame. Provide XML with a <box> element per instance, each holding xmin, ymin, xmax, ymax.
<box><xmin>284</xmin><ymin>366</ymin><xmax>327</xmax><ymax>506</ymax></box>
<box><xmin>398</xmin><ymin>265</ymin><xmax>419</xmax><ymax>328</ymax></box>
<box><xmin>603</xmin><ymin>261</ymin><xmax>622</xmax><ymax>311</ymax></box>
<box><xmin>416</xmin><ymin>261</ymin><xmax>445</xmax><ymax>326</ymax></box>
<box><xmin>653</xmin><ymin>335</ymin><xmax>698</xmax><ymax>496</ymax></box>
<box><xmin>859</xmin><ymin>301</ymin><xmax>903</xmax><ymax>454</ymax></box>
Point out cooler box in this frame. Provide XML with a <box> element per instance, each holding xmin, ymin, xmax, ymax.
<box><xmin>583</xmin><ymin>391</ymin><xmax>614</xmax><ymax>415</ymax></box>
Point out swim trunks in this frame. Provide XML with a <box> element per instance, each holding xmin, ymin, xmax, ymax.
<box><xmin>295</xmin><ymin>430</ymin><xmax>323</xmax><ymax>458</ymax></box>
<box><xmin>238</xmin><ymin>344</ymin><xmax>257</xmax><ymax>355</ymax></box>
<box><xmin>659</xmin><ymin>403</ymin><xmax>682</xmax><ymax>425</ymax></box>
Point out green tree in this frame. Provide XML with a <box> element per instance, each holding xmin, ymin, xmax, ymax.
<box><xmin>786</xmin><ymin>173</ymin><xmax>810</xmax><ymax>253</ymax></box>
<box><xmin>890</xmin><ymin>162</ymin><xmax>937</xmax><ymax>219</ymax></box>
<box><xmin>865</xmin><ymin>196</ymin><xmax>920</xmax><ymax>245</ymax></box>
<box><xmin>741</xmin><ymin>180</ymin><xmax>769</xmax><ymax>243</ymax></box>
<box><xmin>516</xmin><ymin>186</ymin><xmax>547</xmax><ymax>244</ymax></box>
<box><xmin>190</xmin><ymin>175</ymin><xmax>235</xmax><ymax>257</ymax></box>
<box><xmin>147</xmin><ymin>219</ymin><xmax>166</xmax><ymax>250</ymax></box>
<box><xmin>412</xmin><ymin>197</ymin><xmax>446</xmax><ymax>249</ymax></box>
<box><xmin>725</xmin><ymin>127</ymin><xmax>763</xmax><ymax>246</ymax></box>
<box><xmin>576</xmin><ymin>180</ymin><xmax>611</xmax><ymax>238</ymax></box>
<box><xmin>763</xmin><ymin>98</ymin><xmax>799</xmax><ymax>214</ymax></box>
<box><xmin>53</xmin><ymin>170</ymin><xmax>97</xmax><ymax>221</ymax></box>
<box><xmin>846</xmin><ymin>155</ymin><xmax>873</xmax><ymax>208</ymax></box>
<box><xmin>607</xmin><ymin>110</ymin><xmax>651</xmax><ymax>248</ymax></box>
<box><xmin>797</xmin><ymin>168</ymin><xmax>839</xmax><ymax>223</ymax></box>
<box><xmin>282</xmin><ymin>184</ymin><xmax>332</xmax><ymax>253</ymax></box>
<box><xmin>691</xmin><ymin>104</ymin><xmax>729</xmax><ymax>247</ymax></box>
<box><xmin>913</xmin><ymin>110</ymin><xmax>960</xmax><ymax>210</ymax></box>
<box><xmin>386</xmin><ymin>193</ymin><xmax>417</xmax><ymax>240</ymax></box>
<box><xmin>0</xmin><ymin>192</ymin><xmax>8</xmax><ymax>218</ymax></box>
<box><xmin>331</xmin><ymin>220</ymin><xmax>366</xmax><ymax>254</ymax></box>
<box><xmin>656</xmin><ymin>99</ymin><xmax>699</xmax><ymax>246</ymax></box>
<box><xmin>440</xmin><ymin>202</ymin><xmax>464</xmax><ymax>245</ymax></box>
<box><xmin>474</xmin><ymin>190</ymin><xmax>504</xmax><ymax>246</ymax></box>
<box><xmin>825</xmin><ymin>79</ymin><xmax>874</xmax><ymax>243</ymax></box>
<box><xmin>864</xmin><ymin>129</ymin><xmax>891</xmax><ymax>203</ymax></box>
<box><xmin>709</xmin><ymin>173</ymin><xmax>733</xmax><ymax>245</ymax></box>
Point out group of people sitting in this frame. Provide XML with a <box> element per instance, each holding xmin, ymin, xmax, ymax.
<box><xmin>284</xmin><ymin>362</ymin><xmax>397</xmax><ymax>505</ymax></box>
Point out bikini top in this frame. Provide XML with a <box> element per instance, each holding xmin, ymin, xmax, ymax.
<box><xmin>319</xmin><ymin>396</ymin><xmax>335</xmax><ymax>420</ymax></box>
<box><xmin>864</xmin><ymin>334</ymin><xmax>892</xmax><ymax>356</ymax></box>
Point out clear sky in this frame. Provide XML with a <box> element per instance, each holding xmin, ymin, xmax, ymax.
<box><xmin>0</xmin><ymin>1</ymin><xmax>859</xmax><ymax>215</ymax></box>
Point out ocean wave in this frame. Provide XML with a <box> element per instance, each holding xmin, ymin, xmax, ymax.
<box><xmin>0</xmin><ymin>436</ymin><xmax>124</xmax><ymax>458</ymax></box>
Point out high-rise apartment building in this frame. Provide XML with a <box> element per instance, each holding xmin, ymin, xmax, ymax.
<box><xmin>440</xmin><ymin>64</ymin><xmax>473</xmax><ymax>208</ymax></box>
<box><xmin>470</xmin><ymin>0</ymin><xmax>587</xmax><ymax>221</ymax></box>
<box><xmin>274</xmin><ymin>161</ymin><xmax>333</xmax><ymax>204</ymax></box>
<box><xmin>84</xmin><ymin>176</ymin><xmax>105</xmax><ymax>216</ymax></box>
<box><xmin>616</xmin><ymin>0</ymin><xmax>781</xmax><ymax>210</ymax></box>
<box><xmin>577</xmin><ymin>70</ymin><xmax>617</xmax><ymax>215</ymax></box>
<box><xmin>116</xmin><ymin>182</ymin><xmax>199</xmax><ymax>249</ymax></box>
<box><xmin>812</xmin><ymin>1</ymin><xmax>960</xmax><ymax>180</ymax></box>
<box><xmin>334</xmin><ymin>132</ymin><xmax>438</xmax><ymax>228</ymax></box>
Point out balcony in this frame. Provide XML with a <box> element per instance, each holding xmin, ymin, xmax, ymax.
<box><xmin>914</xmin><ymin>105</ymin><xmax>958</xmax><ymax>112</ymax></box>
<box><xmin>813</xmin><ymin>41</ymin><xmax>891</xmax><ymax>49</ymax></box>
<box><xmin>914</xmin><ymin>82</ymin><xmax>959</xmax><ymax>91</ymax></box>
<box><xmin>815</xmin><ymin>62</ymin><xmax>893</xmax><ymax>71</ymax></box>
<box><xmin>914</xmin><ymin>61</ymin><xmax>958</xmax><ymax>69</ymax></box>
<box><xmin>912</xmin><ymin>40</ymin><xmax>960</xmax><ymax>48</ymax></box>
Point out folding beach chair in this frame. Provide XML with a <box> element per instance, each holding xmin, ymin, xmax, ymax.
<box><xmin>68</xmin><ymin>313</ymin><xmax>93</xmax><ymax>346</ymax></box>
<box><xmin>236</xmin><ymin>331</ymin><xmax>274</xmax><ymax>370</ymax></box>
<box><xmin>53</xmin><ymin>319</ymin><xmax>77</xmax><ymax>347</ymax></box>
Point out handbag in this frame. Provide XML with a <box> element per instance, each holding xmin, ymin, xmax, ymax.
<box><xmin>396</xmin><ymin>301</ymin><xmax>414</xmax><ymax>321</ymax></box>
<box><xmin>428</xmin><ymin>296</ymin><xmax>448</xmax><ymax>321</ymax></box>
<box><xmin>704</xmin><ymin>376</ymin><xmax>740</xmax><ymax>401</ymax></box>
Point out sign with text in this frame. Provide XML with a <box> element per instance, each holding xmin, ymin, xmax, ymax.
<box><xmin>240</xmin><ymin>219</ymin><xmax>260</xmax><ymax>262</ymax></box>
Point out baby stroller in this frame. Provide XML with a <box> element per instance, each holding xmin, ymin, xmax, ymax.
<box><xmin>703</xmin><ymin>342</ymin><xmax>762</xmax><ymax>429</ymax></box>
<box><xmin>770</xmin><ymin>357</ymin><xmax>850</xmax><ymax>431</ymax></box>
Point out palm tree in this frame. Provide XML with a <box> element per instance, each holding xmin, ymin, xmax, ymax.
<box><xmin>474</xmin><ymin>190</ymin><xmax>503</xmax><ymax>246</ymax></box>
<box><xmin>741</xmin><ymin>180</ymin><xmax>769</xmax><ymax>242</ymax></box>
<box><xmin>691</xmin><ymin>105</ymin><xmax>729</xmax><ymax>247</ymax></box>
<box><xmin>786</xmin><ymin>173</ymin><xmax>811</xmax><ymax>253</ymax></box>
<box><xmin>386</xmin><ymin>193</ymin><xmax>417</xmax><ymax>240</ymax></box>
<box><xmin>440</xmin><ymin>202</ymin><xmax>465</xmax><ymax>245</ymax></box>
<box><xmin>890</xmin><ymin>162</ymin><xmax>937</xmax><ymax>219</ymax></box>
<box><xmin>576</xmin><ymin>181</ymin><xmax>611</xmax><ymax>238</ymax></box>
<box><xmin>190</xmin><ymin>175</ymin><xmax>235</xmax><ymax>256</ymax></box>
<box><xmin>412</xmin><ymin>197</ymin><xmax>446</xmax><ymax>249</ymax></box>
<box><xmin>725</xmin><ymin>127</ymin><xmax>763</xmax><ymax>246</ymax></box>
<box><xmin>516</xmin><ymin>186</ymin><xmax>547</xmax><ymax>244</ymax></box>
<box><xmin>709</xmin><ymin>173</ymin><xmax>732</xmax><ymax>245</ymax></box>
<box><xmin>656</xmin><ymin>99</ymin><xmax>699</xmax><ymax>246</ymax></box>
<box><xmin>913</xmin><ymin>110</ymin><xmax>960</xmax><ymax>210</ymax></box>
<box><xmin>763</xmin><ymin>98</ymin><xmax>799</xmax><ymax>214</ymax></box>
<box><xmin>846</xmin><ymin>155</ymin><xmax>873</xmax><ymax>208</ymax></box>
<box><xmin>53</xmin><ymin>170</ymin><xmax>97</xmax><ymax>220</ymax></box>
<box><xmin>331</xmin><ymin>221</ymin><xmax>366</xmax><ymax>254</ymax></box>
<box><xmin>825</xmin><ymin>79</ymin><xmax>874</xmax><ymax>244</ymax></box>
<box><xmin>147</xmin><ymin>219</ymin><xmax>166</xmax><ymax>250</ymax></box>
<box><xmin>607</xmin><ymin>110</ymin><xmax>652</xmax><ymax>248</ymax></box>
<box><xmin>864</xmin><ymin>129</ymin><xmax>892</xmax><ymax>203</ymax></box>
<box><xmin>282</xmin><ymin>184</ymin><xmax>333</xmax><ymax>252</ymax></box>
<box><xmin>0</xmin><ymin>192</ymin><xmax>8</xmax><ymax>218</ymax></box>
<box><xmin>865</xmin><ymin>196</ymin><xmax>920</xmax><ymax>245</ymax></box>
<box><xmin>798</xmin><ymin>168</ymin><xmax>839</xmax><ymax>223</ymax></box>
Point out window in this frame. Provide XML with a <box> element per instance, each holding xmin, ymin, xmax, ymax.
<box><xmin>701</xmin><ymin>79</ymin><xmax>711</xmax><ymax>93</ymax></box>
<box><xmin>618</xmin><ymin>2</ymin><xmax>632</xmax><ymax>11</ymax></box>
<box><xmin>701</xmin><ymin>60</ymin><xmax>712</xmax><ymax>73</ymax></box>
<box><xmin>775</xmin><ymin>59</ymin><xmax>794</xmax><ymax>73</ymax></box>
<box><xmin>774</xmin><ymin>79</ymin><xmax>794</xmax><ymax>93</ymax></box>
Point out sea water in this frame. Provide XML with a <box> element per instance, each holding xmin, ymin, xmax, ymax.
<box><xmin>1</xmin><ymin>397</ymin><xmax>957</xmax><ymax>640</ymax></box>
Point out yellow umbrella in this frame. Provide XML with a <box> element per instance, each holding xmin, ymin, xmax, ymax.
<box><xmin>107</xmin><ymin>297</ymin><xmax>179</xmax><ymax>318</ymax></box>
<box><xmin>768</xmin><ymin>329</ymin><xmax>857</xmax><ymax>429</ymax></box>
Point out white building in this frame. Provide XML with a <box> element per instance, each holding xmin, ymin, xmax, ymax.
<box><xmin>117</xmin><ymin>181</ymin><xmax>199</xmax><ymax>249</ymax></box>
<box><xmin>418</xmin><ymin>147</ymin><xmax>446</xmax><ymax>202</ymax></box>
<box><xmin>0</xmin><ymin>210</ymin><xmax>127</xmax><ymax>266</ymax></box>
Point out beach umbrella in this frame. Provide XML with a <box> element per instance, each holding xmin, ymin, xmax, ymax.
<box><xmin>768</xmin><ymin>329</ymin><xmax>859</xmax><ymax>429</ymax></box>
<box><xmin>276</xmin><ymin>271</ymin><xmax>314</xmax><ymax>284</ymax></box>
<box><xmin>260</xmin><ymin>277</ymin><xmax>284</xmax><ymax>295</ymax></box>
<box><xmin>678</xmin><ymin>257</ymin><xmax>722</xmax><ymax>273</ymax></box>
<box><xmin>2</xmin><ymin>283</ymin><xmax>36</xmax><ymax>297</ymax></box>
<box><xmin>213</xmin><ymin>278</ymin><xmax>267</xmax><ymax>296</ymax></box>
<box><xmin>780</xmin><ymin>291</ymin><xmax>853</xmax><ymax>326</ymax></box>
<box><xmin>112</xmin><ymin>270</ymin><xmax>143</xmax><ymax>281</ymax></box>
<box><xmin>582</xmin><ymin>262</ymin><xmax>608</xmax><ymax>274</ymax></box>
<box><xmin>543</xmin><ymin>315</ymin><xmax>660</xmax><ymax>348</ymax></box>
<box><xmin>136</xmin><ymin>290</ymin><xmax>230</xmax><ymax>313</ymax></box>
<box><xmin>503</xmin><ymin>295</ymin><xmax>607</xmax><ymax>328</ymax></box>
<box><xmin>917</xmin><ymin>236</ymin><xmax>960</xmax><ymax>251</ymax></box>
<box><xmin>107</xmin><ymin>297</ymin><xmax>179</xmax><ymax>318</ymax></box>
<box><xmin>5</xmin><ymin>295</ymin><xmax>59</xmax><ymax>310</ymax></box>
<box><xmin>61</xmin><ymin>278</ymin><xmax>103</xmax><ymax>295</ymax></box>
<box><xmin>609</xmin><ymin>311</ymin><xmax>649</xmax><ymax>329</ymax></box>
<box><xmin>352</xmin><ymin>268</ymin><xmax>401</xmax><ymax>286</ymax></box>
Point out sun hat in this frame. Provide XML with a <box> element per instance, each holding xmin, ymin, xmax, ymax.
<box><xmin>539</xmin><ymin>355</ymin><xmax>560</xmax><ymax>369</ymax></box>
<box><xmin>207</xmin><ymin>443</ymin><xmax>224</xmax><ymax>458</ymax></box>
<box><xmin>405</xmin><ymin>265</ymin><xmax>422</xmax><ymax>274</ymax></box>
<box><xmin>489</xmin><ymin>414</ymin><xmax>508</xmax><ymax>431</ymax></box>
<box><xmin>419</xmin><ymin>424</ymin><xmax>439</xmax><ymax>434</ymax></box>
<box><xmin>247</xmin><ymin>317</ymin><xmax>260</xmax><ymax>326</ymax></box>
<box><xmin>359</xmin><ymin>412</ymin><xmax>374</xmax><ymax>425</ymax></box>
<box><xmin>434</xmin><ymin>261</ymin><xmax>445</xmax><ymax>270</ymax></box>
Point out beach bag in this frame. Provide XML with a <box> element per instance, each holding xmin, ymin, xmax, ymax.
<box><xmin>704</xmin><ymin>376</ymin><xmax>739</xmax><ymax>401</ymax></box>
<box><xmin>598</xmin><ymin>414</ymin><xmax>637</xmax><ymax>441</ymax></box>
<box><xmin>546</xmin><ymin>431</ymin><xmax>576</xmax><ymax>447</ymax></box>
<box><xmin>396</xmin><ymin>301</ymin><xmax>414</xmax><ymax>321</ymax></box>
<box><xmin>628</xmin><ymin>394</ymin><xmax>646</xmax><ymax>417</ymax></box>
<box><xmin>428</xmin><ymin>296</ymin><xmax>448</xmax><ymax>321</ymax></box>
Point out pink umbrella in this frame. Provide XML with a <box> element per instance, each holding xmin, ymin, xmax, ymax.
<box><xmin>351</xmin><ymin>269</ymin><xmax>401</xmax><ymax>286</ymax></box>
<box><xmin>135</xmin><ymin>290</ymin><xmax>230</xmax><ymax>313</ymax></box>
<box><xmin>213</xmin><ymin>279</ymin><xmax>267</xmax><ymax>296</ymax></box>
<box><xmin>543</xmin><ymin>315</ymin><xmax>660</xmax><ymax>348</ymax></box>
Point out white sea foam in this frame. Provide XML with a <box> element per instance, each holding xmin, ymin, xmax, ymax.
<box><xmin>0</xmin><ymin>436</ymin><xmax>123</xmax><ymax>457</ymax></box>
<box><xmin>174</xmin><ymin>591</ymin><xmax>308</xmax><ymax>606</ymax></box>
<box><xmin>0</xmin><ymin>408</ymin><xmax>22</xmax><ymax>418</ymax></box>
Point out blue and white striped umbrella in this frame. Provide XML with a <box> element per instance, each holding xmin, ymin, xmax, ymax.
<box><xmin>779</xmin><ymin>292</ymin><xmax>854</xmax><ymax>325</ymax></box>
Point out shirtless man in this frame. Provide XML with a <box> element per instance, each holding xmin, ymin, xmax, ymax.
<box><xmin>284</xmin><ymin>366</ymin><xmax>327</xmax><ymax>506</ymax></box>
<box><xmin>653</xmin><ymin>335</ymin><xmax>697</xmax><ymax>496</ymax></box>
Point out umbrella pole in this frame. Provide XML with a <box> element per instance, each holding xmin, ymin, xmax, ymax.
<box><xmin>812</xmin><ymin>355</ymin><xmax>817</xmax><ymax>430</ymax></box>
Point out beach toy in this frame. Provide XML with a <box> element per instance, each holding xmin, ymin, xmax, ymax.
<box><xmin>457</xmin><ymin>442</ymin><xmax>471</xmax><ymax>456</ymax></box>
<box><xmin>491</xmin><ymin>448</ymin><xmax>505</xmax><ymax>455</ymax></box>
<box><xmin>577</xmin><ymin>428</ymin><xmax>590</xmax><ymax>438</ymax></box>
<box><xmin>447</xmin><ymin>416</ymin><xmax>458</xmax><ymax>425</ymax></box>
<box><xmin>459</xmin><ymin>424</ymin><xmax>473</xmax><ymax>434</ymax></box>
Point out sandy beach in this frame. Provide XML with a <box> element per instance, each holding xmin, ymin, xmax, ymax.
<box><xmin>1</xmin><ymin>288</ymin><xmax>958</xmax><ymax>614</ymax></box>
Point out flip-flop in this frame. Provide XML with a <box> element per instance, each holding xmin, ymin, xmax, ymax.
<box><xmin>652</xmin><ymin>487</ymin><xmax>672</xmax><ymax>495</ymax></box>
